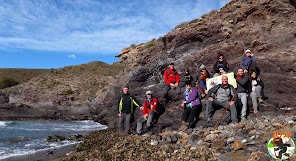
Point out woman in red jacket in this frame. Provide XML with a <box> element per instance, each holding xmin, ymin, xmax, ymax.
<box><xmin>136</xmin><ymin>91</ymin><xmax>158</xmax><ymax>134</ymax></box>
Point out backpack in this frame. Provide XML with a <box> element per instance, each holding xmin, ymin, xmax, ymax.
<box><xmin>166</xmin><ymin>68</ymin><xmax>178</xmax><ymax>76</ymax></box>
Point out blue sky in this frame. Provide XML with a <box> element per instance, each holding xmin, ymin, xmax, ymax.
<box><xmin>0</xmin><ymin>0</ymin><xmax>230</xmax><ymax>69</ymax></box>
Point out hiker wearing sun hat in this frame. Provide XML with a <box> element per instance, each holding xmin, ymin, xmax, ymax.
<box><xmin>136</xmin><ymin>91</ymin><xmax>159</xmax><ymax>134</ymax></box>
<box><xmin>240</xmin><ymin>49</ymin><xmax>256</xmax><ymax>74</ymax></box>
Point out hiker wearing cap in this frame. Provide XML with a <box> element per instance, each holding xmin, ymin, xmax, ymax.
<box><xmin>240</xmin><ymin>49</ymin><xmax>256</xmax><ymax>73</ymax></box>
<box><xmin>213</xmin><ymin>53</ymin><xmax>230</xmax><ymax>76</ymax></box>
<box><xmin>196</xmin><ymin>64</ymin><xmax>213</xmax><ymax>95</ymax></box>
<box><xmin>250</xmin><ymin>71</ymin><xmax>265</xmax><ymax>114</ymax></box>
<box><xmin>118</xmin><ymin>86</ymin><xmax>143</xmax><ymax>134</ymax></box>
<box><xmin>235</xmin><ymin>68</ymin><xmax>251</xmax><ymax>120</ymax></box>
<box><xmin>164</xmin><ymin>63</ymin><xmax>180</xmax><ymax>100</ymax></box>
<box><xmin>136</xmin><ymin>91</ymin><xmax>158</xmax><ymax>134</ymax></box>
<box><xmin>180</xmin><ymin>81</ymin><xmax>202</xmax><ymax>131</ymax></box>
<box><xmin>179</xmin><ymin>69</ymin><xmax>193</xmax><ymax>88</ymax></box>
<box><xmin>205</xmin><ymin>75</ymin><xmax>238</xmax><ymax>124</ymax></box>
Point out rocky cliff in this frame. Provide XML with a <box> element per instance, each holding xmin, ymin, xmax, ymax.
<box><xmin>108</xmin><ymin>0</ymin><xmax>296</xmax><ymax>129</ymax></box>
<box><xmin>1</xmin><ymin>0</ymin><xmax>296</xmax><ymax>129</ymax></box>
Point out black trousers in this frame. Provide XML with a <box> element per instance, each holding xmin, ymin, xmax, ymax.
<box><xmin>182</xmin><ymin>105</ymin><xmax>201</xmax><ymax>123</ymax></box>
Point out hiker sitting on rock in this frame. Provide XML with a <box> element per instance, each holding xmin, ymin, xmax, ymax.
<box><xmin>118</xmin><ymin>86</ymin><xmax>143</xmax><ymax>134</ymax></box>
<box><xmin>136</xmin><ymin>91</ymin><xmax>159</xmax><ymax>135</ymax></box>
<box><xmin>179</xmin><ymin>69</ymin><xmax>193</xmax><ymax>88</ymax></box>
<box><xmin>240</xmin><ymin>49</ymin><xmax>256</xmax><ymax>74</ymax></box>
<box><xmin>213</xmin><ymin>53</ymin><xmax>230</xmax><ymax>77</ymax></box>
<box><xmin>196</xmin><ymin>64</ymin><xmax>213</xmax><ymax>96</ymax></box>
<box><xmin>235</xmin><ymin>68</ymin><xmax>251</xmax><ymax>120</ymax></box>
<box><xmin>180</xmin><ymin>81</ymin><xmax>202</xmax><ymax>131</ymax></box>
<box><xmin>163</xmin><ymin>62</ymin><xmax>180</xmax><ymax>102</ymax></box>
<box><xmin>205</xmin><ymin>75</ymin><xmax>238</xmax><ymax>124</ymax></box>
<box><xmin>250</xmin><ymin>71</ymin><xmax>265</xmax><ymax>114</ymax></box>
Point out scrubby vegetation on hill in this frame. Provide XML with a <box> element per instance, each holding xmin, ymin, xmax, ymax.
<box><xmin>0</xmin><ymin>68</ymin><xmax>49</xmax><ymax>84</ymax></box>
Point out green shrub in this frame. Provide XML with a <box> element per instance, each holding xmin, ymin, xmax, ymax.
<box><xmin>145</xmin><ymin>39</ymin><xmax>157</xmax><ymax>49</ymax></box>
<box><xmin>188</xmin><ymin>19</ymin><xmax>199</xmax><ymax>24</ymax></box>
<box><xmin>64</xmin><ymin>89</ymin><xmax>74</xmax><ymax>95</ymax></box>
<box><xmin>0</xmin><ymin>78</ymin><xmax>19</xmax><ymax>89</ymax></box>
<box><xmin>174</xmin><ymin>21</ymin><xmax>188</xmax><ymax>29</ymax></box>
<box><xmin>130</xmin><ymin>44</ymin><xmax>136</xmax><ymax>49</ymax></box>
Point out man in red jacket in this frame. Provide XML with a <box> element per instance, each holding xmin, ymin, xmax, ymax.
<box><xmin>136</xmin><ymin>91</ymin><xmax>158</xmax><ymax>134</ymax></box>
<box><xmin>164</xmin><ymin>63</ymin><xmax>180</xmax><ymax>101</ymax></box>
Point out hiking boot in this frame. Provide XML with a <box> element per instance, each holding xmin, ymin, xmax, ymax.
<box><xmin>147</xmin><ymin>126</ymin><xmax>152</xmax><ymax>131</ymax></box>
<box><xmin>137</xmin><ymin>131</ymin><xmax>143</xmax><ymax>135</ymax></box>
<box><xmin>229</xmin><ymin>122</ymin><xmax>238</xmax><ymax>126</ymax></box>
<box><xmin>145</xmin><ymin>131</ymin><xmax>153</xmax><ymax>135</ymax></box>
<box><xmin>254</xmin><ymin>109</ymin><xmax>258</xmax><ymax>114</ymax></box>
<box><xmin>241</xmin><ymin>115</ymin><xmax>246</xmax><ymax>121</ymax></box>
<box><xmin>181</xmin><ymin>121</ymin><xmax>189</xmax><ymax>126</ymax></box>
<box><xmin>179</xmin><ymin>124</ymin><xmax>188</xmax><ymax>131</ymax></box>
<box><xmin>258</xmin><ymin>98</ymin><xmax>263</xmax><ymax>103</ymax></box>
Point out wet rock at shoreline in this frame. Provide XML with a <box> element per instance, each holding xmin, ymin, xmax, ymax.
<box><xmin>46</xmin><ymin>135</ymin><xmax>67</xmax><ymax>142</ymax></box>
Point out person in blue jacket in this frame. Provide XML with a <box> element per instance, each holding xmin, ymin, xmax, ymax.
<box><xmin>240</xmin><ymin>49</ymin><xmax>256</xmax><ymax>74</ymax></box>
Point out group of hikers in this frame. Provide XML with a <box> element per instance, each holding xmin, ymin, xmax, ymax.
<box><xmin>118</xmin><ymin>49</ymin><xmax>266</xmax><ymax>134</ymax></box>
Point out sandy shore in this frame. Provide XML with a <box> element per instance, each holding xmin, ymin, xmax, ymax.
<box><xmin>3</xmin><ymin>143</ymin><xmax>77</xmax><ymax>161</ymax></box>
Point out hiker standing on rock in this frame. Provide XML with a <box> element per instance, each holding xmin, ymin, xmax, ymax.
<box><xmin>205</xmin><ymin>75</ymin><xmax>238</xmax><ymax>124</ymax></box>
<box><xmin>196</xmin><ymin>64</ymin><xmax>213</xmax><ymax>96</ymax></box>
<box><xmin>136</xmin><ymin>91</ymin><xmax>159</xmax><ymax>135</ymax></box>
<box><xmin>213</xmin><ymin>53</ymin><xmax>230</xmax><ymax>76</ymax></box>
<box><xmin>235</xmin><ymin>68</ymin><xmax>250</xmax><ymax>120</ymax></box>
<box><xmin>118</xmin><ymin>86</ymin><xmax>143</xmax><ymax>134</ymax></box>
<box><xmin>164</xmin><ymin>63</ymin><xmax>180</xmax><ymax>102</ymax></box>
<box><xmin>180</xmin><ymin>81</ymin><xmax>202</xmax><ymax>131</ymax></box>
<box><xmin>240</xmin><ymin>49</ymin><xmax>256</xmax><ymax>74</ymax></box>
<box><xmin>250</xmin><ymin>71</ymin><xmax>265</xmax><ymax>114</ymax></box>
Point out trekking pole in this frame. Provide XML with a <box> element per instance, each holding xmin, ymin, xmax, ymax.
<box><xmin>179</xmin><ymin>105</ymin><xmax>184</xmax><ymax>128</ymax></box>
<box><xmin>213</xmin><ymin>94</ymin><xmax>237</xmax><ymax>130</ymax></box>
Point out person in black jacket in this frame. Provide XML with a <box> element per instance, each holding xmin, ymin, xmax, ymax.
<box><xmin>213</xmin><ymin>53</ymin><xmax>230</xmax><ymax>76</ymax></box>
<box><xmin>179</xmin><ymin>69</ymin><xmax>194</xmax><ymax>88</ymax></box>
<box><xmin>250</xmin><ymin>71</ymin><xmax>264</xmax><ymax>114</ymax></box>
<box><xmin>205</xmin><ymin>76</ymin><xmax>238</xmax><ymax>124</ymax></box>
<box><xmin>118</xmin><ymin>86</ymin><xmax>143</xmax><ymax>133</ymax></box>
<box><xmin>235</xmin><ymin>68</ymin><xmax>250</xmax><ymax>120</ymax></box>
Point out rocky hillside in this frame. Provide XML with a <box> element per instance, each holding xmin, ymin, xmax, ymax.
<box><xmin>0</xmin><ymin>68</ymin><xmax>49</xmax><ymax>84</ymax></box>
<box><xmin>0</xmin><ymin>61</ymin><xmax>123</xmax><ymax>120</ymax></box>
<box><xmin>0</xmin><ymin>0</ymin><xmax>295</xmax><ymax>129</ymax></box>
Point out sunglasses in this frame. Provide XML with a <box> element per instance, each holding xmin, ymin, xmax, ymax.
<box><xmin>219</xmin><ymin>57</ymin><xmax>223</xmax><ymax>59</ymax></box>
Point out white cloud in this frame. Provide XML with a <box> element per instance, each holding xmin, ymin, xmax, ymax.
<box><xmin>0</xmin><ymin>0</ymin><xmax>228</xmax><ymax>55</ymax></box>
<box><xmin>68</xmin><ymin>54</ymin><xmax>77</xmax><ymax>59</ymax></box>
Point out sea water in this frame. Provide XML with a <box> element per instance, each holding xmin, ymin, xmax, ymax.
<box><xmin>0</xmin><ymin>120</ymin><xmax>107</xmax><ymax>160</ymax></box>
